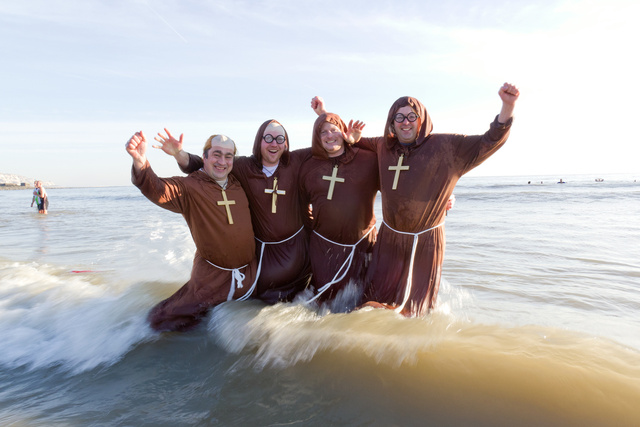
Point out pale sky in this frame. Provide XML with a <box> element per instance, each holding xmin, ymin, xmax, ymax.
<box><xmin>1</xmin><ymin>0</ymin><xmax>638</xmax><ymax>187</ymax></box>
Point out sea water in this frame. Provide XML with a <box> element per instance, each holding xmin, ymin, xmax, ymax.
<box><xmin>1</xmin><ymin>174</ymin><xmax>639</xmax><ymax>426</ymax></box>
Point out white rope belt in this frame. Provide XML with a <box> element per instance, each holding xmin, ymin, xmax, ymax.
<box><xmin>206</xmin><ymin>226</ymin><xmax>305</xmax><ymax>302</ymax></box>
<box><xmin>305</xmin><ymin>226</ymin><xmax>376</xmax><ymax>304</ymax></box>
<box><xmin>237</xmin><ymin>225</ymin><xmax>305</xmax><ymax>301</ymax></box>
<box><xmin>204</xmin><ymin>259</ymin><xmax>250</xmax><ymax>301</ymax></box>
<box><xmin>255</xmin><ymin>225</ymin><xmax>304</xmax><ymax>246</ymax></box>
<box><xmin>381</xmin><ymin>220</ymin><xmax>444</xmax><ymax>313</ymax></box>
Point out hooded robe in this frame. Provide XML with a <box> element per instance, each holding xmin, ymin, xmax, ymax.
<box><xmin>299</xmin><ymin>113</ymin><xmax>379</xmax><ymax>308</ymax></box>
<box><xmin>181</xmin><ymin>120</ymin><xmax>312</xmax><ymax>303</ymax></box>
<box><xmin>359</xmin><ymin>97</ymin><xmax>513</xmax><ymax>317</ymax></box>
<box><xmin>132</xmin><ymin>161</ymin><xmax>257</xmax><ymax>332</ymax></box>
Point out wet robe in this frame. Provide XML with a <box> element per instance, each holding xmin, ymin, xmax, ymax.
<box><xmin>182</xmin><ymin>149</ymin><xmax>312</xmax><ymax>303</ymax></box>
<box><xmin>299</xmin><ymin>114</ymin><xmax>379</xmax><ymax>308</ymax></box>
<box><xmin>360</xmin><ymin>113</ymin><xmax>513</xmax><ymax>317</ymax></box>
<box><xmin>132</xmin><ymin>161</ymin><xmax>257</xmax><ymax>332</ymax></box>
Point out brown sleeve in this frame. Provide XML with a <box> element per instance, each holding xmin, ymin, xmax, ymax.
<box><xmin>132</xmin><ymin>161</ymin><xmax>186</xmax><ymax>214</ymax></box>
<box><xmin>179</xmin><ymin>153</ymin><xmax>204</xmax><ymax>174</ymax></box>
<box><xmin>454</xmin><ymin>115</ymin><xmax>513</xmax><ymax>176</ymax></box>
<box><xmin>354</xmin><ymin>136</ymin><xmax>380</xmax><ymax>153</ymax></box>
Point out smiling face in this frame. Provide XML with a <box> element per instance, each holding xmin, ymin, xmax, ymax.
<box><xmin>392</xmin><ymin>106</ymin><xmax>421</xmax><ymax>145</ymax></box>
<box><xmin>260</xmin><ymin>123</ymin><xmax>287</xmax><ymax>167</ymax></box>
<box><xmin>203</xmin><ymin>135</ymin><xmax>235</xmax><ymax>181</ymax></box>
<box><xmin>319</xmin><ymin>122</ymin><xmax>345</xmax><ymax>157</ymax></box>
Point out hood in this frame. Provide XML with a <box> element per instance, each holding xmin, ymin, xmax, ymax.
<box><xmin>311</xmin><ymin>112</ymin><xmax>355</xmax><ymax>162</ymax></box>
<box><xmin>384</xmin><ymin>96</ymin><xmax>433</xmax><ymax>149</ymax></box>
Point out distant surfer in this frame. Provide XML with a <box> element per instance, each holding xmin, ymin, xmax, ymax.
<box><xmin>126</xmin><ymin>131</ymin><xmax>259</xmax><ymax>332</ymax></box>
<box><xmin>324</xmin><ymin>82</ymin><xmax>520</xmax><ymax>317</ymax></box>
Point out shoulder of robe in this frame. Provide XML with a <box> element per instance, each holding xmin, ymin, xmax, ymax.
<box><xmin>227</xmin><ymin>174</ymin><xmax>244</xmax><ymax>188</ymax></box>
<box><xmin>233</xmin><ymin>155</ymin><xmax>253</xmax><ymax>169</ymax></box>
<box><xmin>290</xmin><ymin>147</ymin><xmax>313</xmax><ymax>162</ymax></box>
<box><xmin>298</xmin><ymin>157</ymin><xmax>324</xmax><ymax>178</ymax></box>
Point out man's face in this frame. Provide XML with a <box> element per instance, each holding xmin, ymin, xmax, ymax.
<box><xmin>393</xmin><ymin>106</ymin><xmax>421</xmax><ymax>145</ymax></box>
<box><xmin>203</xmin><ymin>136</ymin><xmax>235</xmax><ymax>181</ymax></box>
<box><xmin>260</xmin><ymin>123</ymin><xmax>287</xmax><ymax>167</ymax></box>
<box><xmin>320</xmin><ymin>122</ymin><xmax>345</xmax><ymax>157</ymax></box>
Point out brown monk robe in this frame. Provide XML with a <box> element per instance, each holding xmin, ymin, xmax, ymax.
<box><xmin>299</xmin><ymin>113</ymin><xmax>379</xmax><ymax>309</ymax></box>
<box><xmin>132</xmin><ymin>153</ymin><xmax>257</xmax><ymax>332</ymax></box>
<box><xmin>181</xmin><ymin>120</ymin><xmax>312</xmax><ymax>304</ymax></box>
<box><xmin>359</xmin><ymin>97</ymin><xmax>513</xmax><ymax>317</ymax></box>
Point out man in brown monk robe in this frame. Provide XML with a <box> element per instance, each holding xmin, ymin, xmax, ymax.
<box><xmin>348</xmin><ymin>83</ymin><xmax>520</xmax><ymax>316</ymax></box>
<box><xmin>126</xmin><ymin>131</ymin><xmax>258</xmax><ymax>332</ymax></box>
<box><xmin>299</xmin><ymin>112</ymin><xmax>377</xmax><ymax>311</ymax></box>
<box><xmin>154</xmin><ymin>121</ymin><xmax>313</xmax><ymax>304</ymax></box>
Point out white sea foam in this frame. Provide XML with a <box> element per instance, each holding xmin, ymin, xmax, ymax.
<box><xmin>0</xmin><ymin>261</ymin><xmax>156</xmax><ymax>373</ymax></box>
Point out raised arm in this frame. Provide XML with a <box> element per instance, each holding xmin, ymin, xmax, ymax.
<box><xmin>125</xmin><ymin>131</ymin><xmax>148</xmax><ymax>172</ymax></box>
<box><xmin>311</xmin><ymin>96</ymin><xmax>328</xmax><ymax>116</ymax></box>
<box><xmin>497</xmin><ymin>82</ymin><xmax>520</xmax><ymax>123</ymax></box>
<box><xmin>311</xmin><ymin>96</ymin><xmax>366</xmax><ymax>144</ymax></box>
<box><xmin>153</xmin><ymin>128</ymin><xmax>190</xmax><ymax>169</ymax></box>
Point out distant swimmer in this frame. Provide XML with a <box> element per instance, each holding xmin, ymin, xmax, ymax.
<box><xmin>36</xmin><ymin>181</ymin><xmax>49</xmax><ymax>214</ymax></box>
<box><xmin>30</xmin><ymin>181</ymin><xmax>40</xmax><ymax>209</ymax></box>
<box><xmin>558</xmin><ymin>179</ymin><xmax>565</xmax><ymax>184</ymax></box>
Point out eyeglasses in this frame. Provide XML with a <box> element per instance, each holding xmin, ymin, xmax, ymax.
<box><xmin>393</xmin><ymin>112</ymin><xmax>419</xmax><ymax>123</ymax></box>
<box><xmin>263</xmin><ymin>134</ymin><xmax>286</xmax><ymax>144</ymax></box>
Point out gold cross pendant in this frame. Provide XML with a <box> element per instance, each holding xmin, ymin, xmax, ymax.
<box><xmin>217</xmin><ymin>190</ymin><xmax>236</xmax><ymax>224</ymax></box>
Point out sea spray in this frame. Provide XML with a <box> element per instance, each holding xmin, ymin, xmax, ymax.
<box><xmin>0</xmin><ymin>261</ymin><xmax>156</xmax><ymax>373</ymax></box>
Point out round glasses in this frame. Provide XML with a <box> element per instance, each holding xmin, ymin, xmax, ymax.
<box><xmin>393</xmin><ymin>112</ymin><xmax>419</xmax><ymax>123</ymax></box>
<box><xmin>263</xmin><ymin>134</ymin><xmax>286</xmax><ymax>144</ymax></box>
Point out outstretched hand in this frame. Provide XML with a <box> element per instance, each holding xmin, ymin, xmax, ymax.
<box><xmin>344</xmin><ymin>120</ymin><xmax>366</xmax><ymax>144</ymax></box>
<box><xmin>153</xmin><ymin>128</ymin><xmax>184</xmax><ymax>157</ymax></box>
<box><xmin>125</xmin><ymin>131</ymin><xmax>147</xmax><ymax>171</ymax></box>
<box><xmin>311</xmin><ymin>96</ymin><xmax>327</xmax><ymax>116</ymax></box>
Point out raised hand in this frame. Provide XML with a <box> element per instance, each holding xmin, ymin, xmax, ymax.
<box><xmin>311</xmin><ymin>96</ymin><xmax>327</xmax><ymax>116</ymax></box>
<box><xmin>497</xmin><ymin>82</ymin><xmax>520</xmax><ymax>123</ymax></box>
<box><xmin>153</xmin><ymin>128</ymin><xmax>184</xmax><ymax>157</ymax></box>
<box><xmin>344</xmin><ymin>119</ymin><xmax>366</xmax><ymax>144</ymax></box>
<box><xmin>125</xmin><ymin>131</ymin><xmax>147</xmax><ymax>171</ymax></box>
<box><xmin>499</xmin><ymin>82</ymin><xmax>520</xmax><ymax>106</ymax></box>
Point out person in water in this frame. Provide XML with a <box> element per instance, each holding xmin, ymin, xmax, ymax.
<box><xmin>36</xmin><ymin>181</ymin><xmax>48</xmax><ymax>214</ymax></box>
<box><xmin>324</xmin><ymin>82</ymin><xmax>520</xmax><ymax>317</ymax></box>
<box><xmin>156</xmin><ymin>118</ymin><xmax>364</xmax><ymax>305</ymax></box>
<box><xmin>126</xmin><ymin>131</ymin><xmax>259</xmax><ymax>332</ymax></box>
<box><xmin>155</xmin><ymin>122</ymin><xmax>314</xmax><ymax>304</ymax></box>
<box><xmin>31</xmin><ymin>180</ymin><xmax>40</xmax><ymax>210</ymax></box>
<box><xmin>298</xmin><ymin>110</ymin><xmax>375</xmax><ymax>311</ymax></box>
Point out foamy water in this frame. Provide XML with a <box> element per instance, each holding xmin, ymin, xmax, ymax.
<box><xmin>1</xmin><ymin>174</ymin><xmax>639</xmax><ymax>426</ymax></box>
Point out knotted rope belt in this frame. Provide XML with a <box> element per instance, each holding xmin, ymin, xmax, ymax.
<box><xmin>380</xmin><ymin>220</ymin><xmax>444</xmax><ymax>313</ymax></box>
<box><xmin>305</xmin><ymin>225</ymin><xmax>376</xmax><ymax>304</ymax></box>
